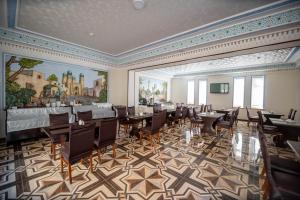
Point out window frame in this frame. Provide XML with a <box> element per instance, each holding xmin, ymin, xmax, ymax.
<box><xmin>232</xmin><ymin>76</ymin><xmax>245</xmax><ymax>108</ymax></box>
<box><xmin>198</xmin><ymin>79</ymin><xmax>207</xmax><ymax>105</ymax></box>
<box><xmin>187</xmin><ymin>80</ymin><xmax>195</xmax><ymax>105</ymax></box>
<box><xmin>250</xmin><ymin>75</ymin><xmax>265</xmax><ymax>109</ymax></box>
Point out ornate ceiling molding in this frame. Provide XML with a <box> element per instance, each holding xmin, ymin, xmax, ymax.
<box><xmin>173</xmin><ymin>63</ymin><xmax>299</xmax><ymax>77</ymax></box>
<box><xmin>125</xmin><ymin>26</ymin><xmax>300</xmax><ymax>69</ymax></box>
<box><xmin>0</xmin><ymin>6</ymin><xmax>300</xmax><ymax>67</ymax></box>
<box><xmin>0</xmin><ymin>40</ymin><xmax>112</xmax><ymax>71</ymax></box>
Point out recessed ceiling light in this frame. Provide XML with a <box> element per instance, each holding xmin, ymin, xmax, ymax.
<box><xmin>133</xmin><ymin>0</ymin><xmax>145</xmax><ymax>10</ymax></box>
<box><xmin>89</xmin><ymin>32</ymin><xmax>94</xmax><ymax>36</ymax></box>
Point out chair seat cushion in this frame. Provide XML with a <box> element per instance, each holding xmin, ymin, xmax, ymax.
<box><xmin>272</xmin><ymin>170</ymin><xmax>300</xmax><ymax>198</ymax></box>
<box><xmin>270</xmin><ymin>155</ymin><xmax>300</xmax><ymax>176</ymax></box>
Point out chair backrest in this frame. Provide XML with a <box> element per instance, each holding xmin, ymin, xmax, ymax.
<box><xmin>258</xmin><ymin>128</ymin><xmax>282</xmax><ymax>200</ymax></box>
<box><xmin>181</xmin><ymin>106</ymin><xmax>188</xmax><ymax>118</ymax></box>
<box><xmin>49</xmin><ymin>112</ymin><xmax>69</xmax><ymax>126</ymax></box>
<box><xmin>153</xmin><ymin>103</ymin><xmax>162</xmax><ymax>113</ymax></box>
<box><xmin>199</xmin><ymin>104</ymin><xmax>204</xmax><ymax>112</ymax></box>
<box><xmin>193</xmin><ymin>107</ymin><xmax>201</xmax><ymax>119</ymax></box>
<box><xmin>77</xmin><ymin>110</ymin><xmax>93</xmax><ymax>122</ymax></box>
<box><xmin>69</xmin><ymin>123</ymin><xmax>95</xmax><ymax>158</ymax></box>
<box><xmin>175</xmin><ymin>107</ymin><xmax>181</xmax><ymax>118</ymax></box>
<box><xmin>246</xmin><ymin>106</ymin><xmax>250</xmax><ymax>118</ymax></box>
<box><xmin>187</xmin><ymin>108</ymin><xmax>193</xmax><ymax>119</ymax></box>
<box><xmin>116</xmin><ymin>106</ymin><xmax>127</xmax><ymax>119</ymax></box>
<box><xmin>229</xmin><ymin>110</ymin><xmax>236</xmax><ymax>126</ymax></box>
<box><xmin>161</xmin><ymin>109</ymin><xmax>167</xmax><ymax>127</ymax></box>
<box><xmin>291</xmin><ymin>110</ymin><xmax>297</xmax><ymax>120</ymax></box>
<box><xmin>127</xmin><ymin>106</ymin><xmax>135</xmax><ymax>115</ymax></box>
<box><xmin>207</xmin><ymin>104</ymin><xmax>212</xmax><ymax>112</ymax></box>
<box><xmin>257</xmin><ymin>111</ymin><xmax>264</xmax><ymax>128</ymax></box>
<box><xmin>235</xmin><ymin>107</ymin><xmax>240</xmax><ymax>121</ymax></box>
<box><xmin>96</xmin><ymin>118</ymin><xmax>117</xmax><ymax>146</ymax></box>
<box><xmin>203</xmin><ymin>105</ymin><xmax>207</xmax><ymax>112</ymax></box>
<box><xmin>151</xmin><ymin>113</ymin><xmax>162</xmax><ymax>133</ymax></box>
<box><xmin>288</xmin><ymin>108</ymin><xmax>294</xmax><ymax>119</ymax></box>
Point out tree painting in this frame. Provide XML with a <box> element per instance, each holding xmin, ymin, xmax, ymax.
<box><xmin>5</xmin><ymin>56</ymin><xmax>43</xmax><ymax>108</ymax></box>
<box><xmin>139</xmin><ymin>76</ymin><xmax>167</xmax><ymax>103</ymax></box>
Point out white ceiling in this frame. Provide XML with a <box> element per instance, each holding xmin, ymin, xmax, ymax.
<box><xmin>17</xmin><ymin>0</ymin><xmax>277</xmax><ymax>55</ymax></box>
<box><xmin>144</xmin><ymin>48</ymin><xmax>295</xmax><ymax>77</ymax></box>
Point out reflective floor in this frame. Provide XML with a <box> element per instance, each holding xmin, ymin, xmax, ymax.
<box><xmin>0</xmin><ymin>122</ymin><xmax>297</xmax><ymax>199</ymax></box>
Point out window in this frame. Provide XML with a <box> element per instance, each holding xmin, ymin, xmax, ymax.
<box><xmin>198</xmin><ymin>80</ymin><xmax>207</xmax><ymax>105</ymax></box>
<box><xmin>233</xmin><ymin>77</ymin><xmax>245</xmax><ymax>107</ymax></box>
<box><xmin>187</xmin><ymin>80</ymin><xmax>194</xmax><ymax>104</ymax></box>
<box><xmin>251</xmin><ymin>76</ymin><xmax>264</xmax><ymax>109</ymax></box>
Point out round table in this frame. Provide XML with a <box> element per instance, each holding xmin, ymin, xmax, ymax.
<box><xmin>198</xmin><ymin>112</ymin><xmax>225</xmax><ymax>134</ymax></box>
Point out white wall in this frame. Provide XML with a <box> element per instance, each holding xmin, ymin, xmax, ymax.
<box><xmin>170</xmin><ymin>69</ymin><xmax>300</xmax><ymax>120</ymax></box>
<box><xmin>109</xmin><ymin>68</ymin><xmax>128</xmax><ymax>105</ymax></box>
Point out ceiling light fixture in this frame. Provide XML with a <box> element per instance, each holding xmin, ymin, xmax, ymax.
<box><xmin>133</xmin><ymin>0</ymin><xmax>145</xmax><ymax>10</ymax></box>
<box><xmin>89</xmin><ymin>32</ymin><xmax>94</xmax><ymax>36</ymax></box>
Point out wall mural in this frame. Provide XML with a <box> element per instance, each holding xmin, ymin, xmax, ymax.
<box><xmin>5</xmin><ymin>54</ymin><xmax>108</xmax><ymax>108</ymax></box>
<box><xmin>139</xmin><ymin>76</ymin><xmax>167</xmax><ymax>105</ymax></box>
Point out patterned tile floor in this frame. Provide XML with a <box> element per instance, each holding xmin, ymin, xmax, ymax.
<box><xmin>0</xmin><ymin>122</ymin><xmax>297</xmax><ymax>200</ymax></box>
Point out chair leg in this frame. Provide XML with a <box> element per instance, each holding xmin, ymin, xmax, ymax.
<box><xmin>230</xmin><ymin>128</ymin><xmax>233</xmax><ymax>135</ymax></box>
<box><xmin>97</xmin><ymin>149</ymin><xmax>101</xmax><ymax>163</ymax></box>
<box><xmin>68</xmin><ymin>163</ymin><xmax>72</xmax><ymax>184</ymax></box>
<box><xmin>139</xmin><ymin>132</ymin><xmax>143</xmax><ymax>144</ymax></box>
<box><xmin>60</xmin><ymin>155</ymin><xmax>64</xmax><ymax>173</ymax></box>
<box><xmin>215</xmin><ymin>126</ymin><xmax>218</xmax><ymax>136</ymax></box>
<box><xmin>112</xmin><ymin>143</ymin><xmax>116</xmax><ymax>158</ymax></box>
<box><xmin>118</xmin><ymin>123</ymin><xmax>120</xmax><ymax>136</ymax></box>
<box><xmin>247</xmin><ymin>120</ymin><xmax>250</xmax><ymax>127</ymax></box>
<box><xmin>89</xmin><ymin>154</ymin><xmax>93</xmax><ymax>172</ymax></box>
<box><xmin>53</xmin><ymin>144</ymin><xmax>56</xmax><ymax>159</ymax></box>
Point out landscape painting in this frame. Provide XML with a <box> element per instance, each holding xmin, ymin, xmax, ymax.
<box><xmin>139</xmin><ymin>76</ymin><xmax>167</xmax><ymax>104</ymax></box>
<box><xmin>5</xmin><ymin>54</ymin><xmax>108</xmax><ymax>108</ymax></box>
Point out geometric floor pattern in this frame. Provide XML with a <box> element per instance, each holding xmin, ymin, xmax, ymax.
<box><xmin>0</xmin><ymin>121</ymin><xmax>298</xmax><ymax>200</ymax></box>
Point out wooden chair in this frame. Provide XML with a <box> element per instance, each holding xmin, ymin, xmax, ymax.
<box><xmin>287</xmin><ymin>108</ymin><xmax>294</xmax><ymax>119</ymax></box>
<box><xmin>139</xmin><ymin>113</ymin><xmax>162</xmax><ymax>149</ymax></box>
<box><xmin>116</xmin><ymin>106</ymin><xmax>132</xmax><ymax>136</ymax></box>
<box><xmin>77</xmin><ymin>110</ymin><xmax>93</xmax><ymax>122</ymax></box>
<box><xmin>257</xmin><ymin>111</ymin><xmax>279</xmax><ymax>134</ymax></box>
<box><xmin>246</xmin><ymin>106</ymin><xmax>259</xmax><ymax>127</ymax></box>
<box><xmin>215</xmin><ymin>110</ymin><xmax>236</xmax><ymax>136</ymax></box>
<box><xmin>168</xmin><ymin>107</ymin><xmax>182</xmax><ymax>126</ymax></box>
<box><xmin>181</xmin><ymin>106</ymin><xmax>188</xmax><ymax>124</ymax></box>
<box><xmin>94</xmin><ymin>118</ymin><xmax>118</xmax><ymax>160</ymax></box>
<box><xmin>60</xmin><ymin>123</ymin><xmax>95</xmax><ymax>184</ymax></box>
<box><xmin>189</xmin><ymin>107</ymin><xmax>203</xmax><ymax>133</ymax></box>
<box><xmin>46</xmin><ymin>113</ymin><xmax>69</xmax><ymax>159</ymax></box>
<box><xmin>258</xmin><ymin>128</ymin><xmax>300</xmax><ymax>200</ymax></box>
<box><xmin>291</xmin><ymin>110</ymin><xmax>297</xmax><ymax>120</ymax></box>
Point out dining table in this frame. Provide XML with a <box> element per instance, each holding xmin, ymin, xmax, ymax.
<box><xmin>261</xmin><ymin>110</ymin><xmax>284</xmax><ymax>125</ymax></box>
<box><xmin>214</xmin><ymin>108</ymin><xmax>233</xmax><ymax>114</ymax></box>
<box><xmin>270</xmin><ymin>118</ymin><xmax>300</xmax><ymax>140</ymax></box>
<box><xmin>198</xmin><ymin>112</ymin><xmax>225</xmax><ymax>134</ymax></box>
<box><xmin>127</xmin><ymin>113</ymin><xmax>153</xmax><ymax>137</ymax></box>
<box><xmin>287</xmin><ymin>140</ymin><xmax>300</xmax><ymax>159</ymax></box>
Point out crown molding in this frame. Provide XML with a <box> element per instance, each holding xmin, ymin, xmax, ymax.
<box><xmin>124</xmin><ymin>26</ymin><xmax>300</xmax><ymax>69</ymax></box>
<box><xmin>0</xmin><ymin>39</ymin><xmax>112</xmax><ymax>71</ymax></box>
<box><xmin>0</xmin><ymin>6</ymin><xmax>300</xmax><ymax>67</ymax></box>
<box><xmin>173</xmin><ymin>63</ymin><xmax>298</xmax><ymax>77</ymax></box>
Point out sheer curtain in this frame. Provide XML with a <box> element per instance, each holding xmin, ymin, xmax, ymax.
<box><xmin>187</xmin><ymin>80</ymin><xmax>194</xmax><ymax>104</ymax></box>
<box><xmin>198</xmin><ymin>80</ymin><xmax>207</xmax><ymax>105</ymax></box>
<box><xmin>233</xmin><ymin>77</ymin><xmax>245</xmax><ymax>108</ymax></box>
<box><xmin>251</xmin><ymin>76</ymin><xmax>264</xmax><ymax>109</ymax></box>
